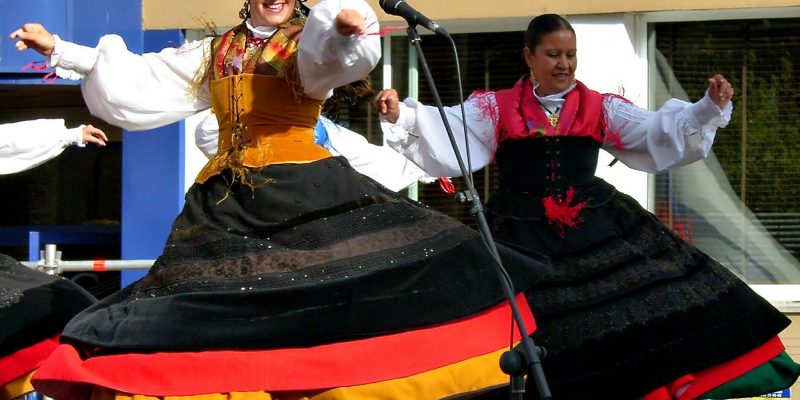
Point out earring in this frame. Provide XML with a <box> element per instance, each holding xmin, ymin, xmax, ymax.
<box><xmin>294</xmin><ymin>1</ymin><xmax>306</xmax><ymax>23</ymax></box>
<box><xmin>529</xmin><ymin>69</ymin><xmax>536</xmax><ymax>83</ymax></box>
<box><xmin>239</xmin><ymin>0</ymin><xmax>250</xmax><ymax>20</ymax></box>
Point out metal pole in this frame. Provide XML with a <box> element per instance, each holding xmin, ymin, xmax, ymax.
<box><xmin>22</xmin><ymin>259</ymin><xmax>155</xmax><ymax>272</ymax></box>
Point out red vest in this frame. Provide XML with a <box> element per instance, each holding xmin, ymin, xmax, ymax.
<box><xmin>495</xmin><ymin>78</ymin><xmax>605</xmax><ymax>144</ymax></box>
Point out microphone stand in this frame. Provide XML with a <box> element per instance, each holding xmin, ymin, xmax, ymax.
<box><xmin>402</xmin><ymin>25</ymin><xmax>552</xmax><ymax>400</ymax></box>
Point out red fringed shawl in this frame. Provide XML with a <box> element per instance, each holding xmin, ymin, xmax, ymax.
<box><xmin>495</xmin><ymin>78</ymin><xmax>606</xmax><ymax>142</ymax></box>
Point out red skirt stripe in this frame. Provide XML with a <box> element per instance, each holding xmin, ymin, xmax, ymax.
<box><xmin>678</xmin><ymin>335</ymin><xmax>785</xmax><ymax>399</ymax></box>
<box><xmin>0</xmin><ymin>335</ymin><xmax>59</xmax><ymax>386</ymax></box>
<box><xmin>640</xmin><ymin>335</ymin><xmax>785</xmax><ymax>400</ymax></box>
<box><xmin>34</xmin><ymin>294</ymin><xmax>535</xmax><ymax>397</ymax></box>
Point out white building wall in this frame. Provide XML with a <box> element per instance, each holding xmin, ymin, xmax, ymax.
<box><xmin>569</xmin><ymin>14</ymin><xmax>652</xmax><ymax>210</ymax></box>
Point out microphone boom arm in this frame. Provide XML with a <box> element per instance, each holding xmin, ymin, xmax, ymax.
<box><xmin>402</xmin><ymin>26</ymin><xmax>552</xmax><ymax>400</ymax></box>
<box><xmin>379</xmin><ymin>0</ymin><xmax>449</xmax><ymax>37</ymax></box>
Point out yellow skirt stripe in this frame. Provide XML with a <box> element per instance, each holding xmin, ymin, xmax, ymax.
<box><xmin>91</xmin><ymin>347</ymin><xmax>510</xmax><ymax>400</ymax></box>
<box><xmin>1</xmin><ymin>370</ymin><xmax>35</xmax><ymax>400</ymax></box>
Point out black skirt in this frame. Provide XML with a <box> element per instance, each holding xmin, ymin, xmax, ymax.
<box><xmin>484</xmin><ymin>177</ymin><xmax>791</xmax><ymax>399</ymax></box>
<box><xmin>1</xmin><ymin>253</ymin><xmax>96</xmax><ymax>357</ymax></box>
<box><xmin>61</xmin><ymin>157</ymin><xmax>545</xmax><ymax>353</ymax></box>
<box><xmin>1</xmin><ymin>252</ymin><xmax>96</xmax><ymax>395</ymax></box>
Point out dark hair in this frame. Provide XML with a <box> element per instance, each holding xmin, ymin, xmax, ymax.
<box><xmin>323</xmin><ymin>77</ymin><xmax>374</xmax><ymax>121</ymax></box>
<box><xmin>298</xmin><ymin>0</ymin><xmax>310</xmax><ymax>15</ymax></box>
<box><xmin>524</xmin><ymin>14</ymin><xmax>575</xmax><ymax>50</ymax></box>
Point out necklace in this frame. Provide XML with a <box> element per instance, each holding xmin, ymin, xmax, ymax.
<box><xmin>536</xmin><ymin>99</ymin><xmax>561</xmax><ymax>128</ymax></box>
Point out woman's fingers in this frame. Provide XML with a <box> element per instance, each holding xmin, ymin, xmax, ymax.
<box><xmin>83</xmin><ymin>125</ymin><xmax>108</xmax><ymax>146</ymax></box>
<box><xmin>708</xmin><ymin>74</ymin><xmax>734</xmax><ymax>108</ymax></box>
<box><xmin>8</xmin><ymin>23</ymin><xmax>54</xmax><ymax>55</ymax></box>
<box><xmin>336</xmin><ymin>9</ymin><xmax>366</xmax><ymax>36</ymax></box>
<box><xmin>374</xmin><ymin>89</ymin><xmax>400</xmax><ymax>123</ymax></box>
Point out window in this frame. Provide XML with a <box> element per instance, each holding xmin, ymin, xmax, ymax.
<box><xmin>378</xmin><ymin>32</ymin><xmax>528</xmax><ymax>228</ymax></box>
<box><xmin>651</xmin><ymin>18</ymin><xmax>800</xmax><ymax>284</ymax></box>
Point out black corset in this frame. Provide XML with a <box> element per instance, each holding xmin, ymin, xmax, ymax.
<box><xmin>495</xmin><ymin>136</ymin><xmax>600</xmax><ymax>199</ymax></box>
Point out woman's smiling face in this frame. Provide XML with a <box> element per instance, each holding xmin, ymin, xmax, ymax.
<box><xmin>249</xmin><ymin>0</ymin><xmax>296</xmax><ymax>27</ymax></box>
<box><xmin>524</xmin><ymin>28</ymin><xmax>577</xmax><ymax>96</ymax></box>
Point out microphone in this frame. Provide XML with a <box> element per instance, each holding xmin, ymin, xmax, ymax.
<box><xmin>378</xmin><ymin>0</ymin><xmax>449</xmax><ymax>37</ymax></box>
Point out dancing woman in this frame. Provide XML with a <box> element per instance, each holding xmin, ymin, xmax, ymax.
<box><xmin>376</xmin><ymin>13</ymin><xmax>800</xmax><ymax>400</ymax></box>
<box><xmin>10</xmin><ymin>1</ymin><xmax>544</xmax><ymax>399</ymax></box>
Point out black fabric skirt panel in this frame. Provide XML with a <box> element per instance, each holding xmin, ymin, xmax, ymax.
<box><xmin>62</xmin><ymin>157</ymin><xmax>545</xmax><ymax>353</ymax></box>
<box><xmin>176</xmin><ymin>156</ymin><xmax>396</xmax><ymax>237</ymax></box>
<box><xmin>485</xmin><ymin>179</ymin><xmax>790</xmax><ymax>399</ymax></box>
<box><xmin>0</xmin><ymin>254</ymin><xmax>97</xmax><ymax>356</ymax></box>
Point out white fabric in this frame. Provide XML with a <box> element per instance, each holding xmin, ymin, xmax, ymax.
<box><xmin>245</xmin><ymin>19</ymin><xmax>278</xmax><ymax>38</ymax></box>
<box><xmin>47</xmin><ymin>0</ymin><xmax>381</xmax><ymax>131</ymax></box>
<box><xmin>298</xmin><ymin>0</ymin><xmax>381</xmax><ymax>100</ymax></box>
<box><xmin>195</xmin><ymin>114</ymin><xmax>430</xmax><ymax>192</ymax></box>
<box><xmin>0</xmin><ymin>119</ymin><xmax>84</xmax><ymax>174</ymax></box>
<box><xmin>194</xmin><ymin>114</ymin><xmax>220</xmax><ymax>159</ymax></box>
<box><xmin>382</xmin><ymin>84</ymin><xmax>733</xmax><ymax>177</ymax></box>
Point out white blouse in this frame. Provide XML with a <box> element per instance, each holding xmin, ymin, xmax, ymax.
<box><xmin>382</xmin><ymin>84</ymin><xmax>733</xmax><ymax>177</ymax></box>
<box><xmin>47</xmin><ymin>0</ymin><xmax>381</xmax><ymax>131</ymax></box>
<box><xmin>0</xmin><ymin>119</ymin><xmax>85</xmax><ymax>174</ymax></box>
<box><xmin>195</xmin><ymin>114</ymin><xmax>431</xmax><ymax>192</ymax></box>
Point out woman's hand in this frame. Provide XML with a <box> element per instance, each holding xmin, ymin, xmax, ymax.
<box><xmin>375</xmin><ymin>89</ymin><xmax>401</xmax><ymax>124</ymax></box>
<box><xmin>708</xmin><ymin>74</ymin><xmax>734</xmax><ymax>109</ymax></box>
<box><xmin>335</xmin><ymin>9</ymin><xmax>365</xmax><ymax>36</ymax></box>
<box><xmin>9</xmin><ymin>23</ymin><xmax>55</xmax><ymax>56</ymax></box>
<box><xmin>82</xmin><ymin>125</ymin><xmax>108</xmax><ymax>147</ymax></box>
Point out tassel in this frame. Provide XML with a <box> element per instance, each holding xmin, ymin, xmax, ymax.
<box><xmin>542</xmin><ymin>187</ymin><xmax>587</xmax><ymax>237</ymax></box>
<box><xmin>438</xmin><ymin>177</ymin><xmax>456</xmax><ymax>194</ymax></box>
<box><xmin>21</xmin><ymin>61</ymin><xmax>58</xmax><ymax>84</ymax></box>
<box><xmin>369</xmin><ymin>25</ymin><xmax>408</xmax><ymax>36</ymax></box>
<box><xmin>283</xmin><ymin>54</ymin><xmax>305</xmax><ymax>102</ymax></box>
<box><xmin>601</xmin><ymin>94</ymin><xmax>632</xmax><ymax>151</ymax></box>
<box><xmin>470</xmin><ymin>90</ymin><xmax>500</xmax><ymax>125</ymax></box>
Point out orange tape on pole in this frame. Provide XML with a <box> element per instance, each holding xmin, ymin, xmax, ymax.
<box><xmin>92</xmin><ymin>259</ymin><xmax>107</xmax><ymax>272</ymax></box>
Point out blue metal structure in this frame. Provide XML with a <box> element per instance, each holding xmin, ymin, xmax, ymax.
<box><xmin>120</xmin><ymin>30</ymin><xmax>187</xmax><ymax>286</ymax></box>
<box><xmin>1</xmin><ymin>0</ymin><xmax>189</xmax><ymax>287</ymax></box>
<box><xmin>1</xmin><ymin>0</ymin><xmax>143</xmax><ymax>81</ymax></box>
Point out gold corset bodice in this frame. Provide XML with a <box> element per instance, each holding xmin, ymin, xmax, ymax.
<box><xmin>195</xmin><ymin>74</ymin><xmax>330</xmax><ymax>183</ymax></box>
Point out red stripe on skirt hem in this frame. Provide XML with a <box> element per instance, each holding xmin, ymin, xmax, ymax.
<box><xmin>640</xmin><ymin>335</ymin><xmax>785</xmax><ymax>400</ymax></box>
<box><xmin>0</xmin><ymin>335</ymin><xmax>59</xmax><ymax>386</ymax></box>
<box><xmin>33</xmin><ymin>294</ymin><xmax>535</xmax><ymax>398</ymax></box>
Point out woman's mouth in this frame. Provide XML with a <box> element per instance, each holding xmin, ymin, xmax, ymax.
<box><xmin>554</xmin><ymin>73</ymin><xmax>571</xmax><ymax>81</ymax></box>
<box><xmin>259</xmin><ymin>1</ymin><xmax>287</xmax><ymax>13</ymax></box>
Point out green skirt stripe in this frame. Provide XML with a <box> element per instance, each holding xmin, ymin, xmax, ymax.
<box><xmin>700</xmin><ymin>351</ymin><xmax>800</xmax><ymax>399</ymax></box>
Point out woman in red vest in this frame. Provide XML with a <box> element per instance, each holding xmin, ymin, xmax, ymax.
<box><xmin>376</xmin><ymin>13</ymin><xmax>799</xmax><ymax>400</ymax></box>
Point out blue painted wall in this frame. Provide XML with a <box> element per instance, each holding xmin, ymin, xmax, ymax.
<box><xmin>120</xmin><ymin>29</ymin><xmax>187</xmax><ymax>286</ymax></box>
<box><xmin>0</xmin><ymin>0</ymin><xmax>143</xmax><ymax>83</ymax></box>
